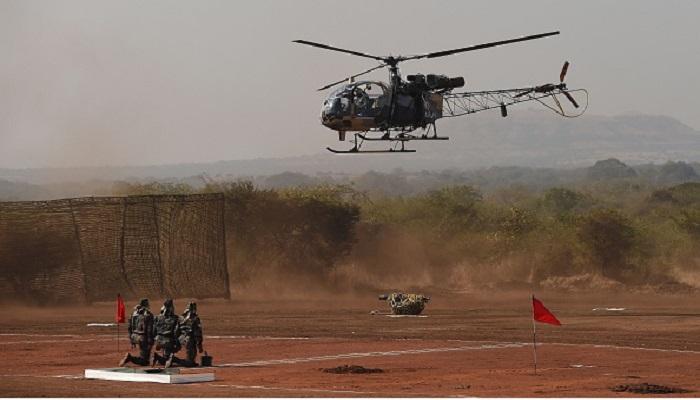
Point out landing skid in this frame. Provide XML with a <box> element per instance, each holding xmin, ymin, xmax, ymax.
<box><xmin>357</xmin><ymin>134</ymin><xmax>449</xmax><ymax>142</ymax></box>
<box><xmin>328</xmin><ymin>125</ymin><xmax>443</xmax><ymax>154</ymax></box>
<box><xmin>326</xmin><ymin>147</ymin><xmax>416</xmax><ymax>154</ymax></box>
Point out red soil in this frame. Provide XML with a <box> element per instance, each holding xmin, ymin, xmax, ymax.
<box><xmin>2</xmin><ymin>292</ymin><xmax>700</xmax><ymax>397</ymax></box>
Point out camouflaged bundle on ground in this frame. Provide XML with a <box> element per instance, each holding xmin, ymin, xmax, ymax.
<box><xmin>0</xmin><ymin>194</ymin><xmax>230</xmax><ymax>303</ymax></box>
<box><xmin>383</xmin><ymin>293</ymin><xmax>430</xmax><ymax>315</ymax></box>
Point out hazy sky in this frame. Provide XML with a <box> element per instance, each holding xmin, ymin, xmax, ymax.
<box><xmin>1</xmin><ymin>0</ymin><xmax>699</xmax><ymax>168</ymax></box>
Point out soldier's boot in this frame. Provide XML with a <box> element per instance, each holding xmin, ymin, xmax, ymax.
<box><xmin>170</xmin><ymin>355</ymin><xmax>195</xmax><ymax>368</ymax></box>
<box><xmin>187</xmin><ymin>354</ymin><xmax>199</xmax><ymax>368</ymax></box>
<box><xmin>185</xmin><ymin>346</ymin><xmax>199</xmax><ymax>368</ymax></box>
<box><xmin>164</xmin><ymin>354</ymin><xmax>174</xmax><ymax>369</ymax></box>
<box><xmin>135</xmin><ymin>357</ymin><xmax>150</xmax><ymax>366</ymax></box>
<box><xmin>150</xmin><ymin>352</ymin><xmax>159</xmax><ymax>367</ymax></box>
<box><xmin>119</xmin><ymin>353</ymin><xmax>131</xmax><ymax>367</ymax></box>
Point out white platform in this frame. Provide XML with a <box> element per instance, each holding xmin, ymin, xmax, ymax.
<box><xmin>84</xmin><ymin>368</ymin><xmax>214</xmax><ymax>384</ymax></box>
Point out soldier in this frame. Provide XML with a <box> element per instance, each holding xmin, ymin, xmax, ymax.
<box><xmin>119</xmin><ymin>298</ymin><xmax>154</xmax><ymax>366</ymax></box>
<box><xmin>178</xmin><ymin>301</ymin><xmax>204</xmax><ymax>367</ymax></box>
<box><xmin>151</xmin><ymin>299</ymin><xmax>181</xmax><ymax>368</ymax></box>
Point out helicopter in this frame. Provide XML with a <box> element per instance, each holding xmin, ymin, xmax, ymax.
<box><xmin>293</xmin><ymin>31</ymin><xmax>587</xmax><ymax>153</ymax></box>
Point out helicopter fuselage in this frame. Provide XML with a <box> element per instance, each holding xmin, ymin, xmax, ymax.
<box><xmin>320</xmin><ymin>77</ymin><xmax>459</xmax><ymax>139</ymax></box>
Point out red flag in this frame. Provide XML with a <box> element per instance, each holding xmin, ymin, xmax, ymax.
<box><xmin>532</xmin><ymin>296</ymin><xmax>561</xmax><ymax>326</ymax></box>
<box><xmin>116</xmin><ymin>294</ymin><xmax>126</xmax><ymax>324</ymax></box>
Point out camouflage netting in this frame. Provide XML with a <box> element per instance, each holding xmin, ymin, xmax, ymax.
<box><xmin>0</xmin><ymin>194</ymin><xmax>230</xmax><ymax>304</ymax></box>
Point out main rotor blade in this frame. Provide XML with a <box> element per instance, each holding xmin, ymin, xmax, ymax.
<box><xmin>317</xmin><ymin>64</ymin><xmax>387</xmax><ymax>91</ymax></box>
<box><xmin>403</xmin><ymin>31</ymin><xmax>560</xmax><ymax>61</ymax></box>
<box><xmin>560</xmin><ymin>61</ymin><xmax>570</xmax><ymax>83</ymax></box>
<box><xmin>292</xmin><ymin>40</ymin><xmax>384</xmax><ymax>61</ymax></box>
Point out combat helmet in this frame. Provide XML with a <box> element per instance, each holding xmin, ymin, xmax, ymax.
<box><xmin>183</xmin><ymin>301</ymin><xmax>197</xmax><ymax>315</ymax></box>
<box><xmin>160</xmin><ymin>298</ymin><xmax>175</xmax><ymax>315</ymax></box>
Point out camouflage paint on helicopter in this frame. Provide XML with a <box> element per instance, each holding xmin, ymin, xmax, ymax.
<box><xmin>379</xmin><ymin>293</ymin><xmax>431</xmax><ymax>315</ymax></box>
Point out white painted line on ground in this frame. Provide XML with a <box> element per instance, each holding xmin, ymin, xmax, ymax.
<box><xmin>3</xmin><ymin>340</ymin><xmax>700</xmax><ymax>391</ymax></box>
<box><xmin>4</xmin><ymin>332</ymin><xmax>700</xmax><ymax>357</ymax></box>
<box><xmin>0</xmin><ymin>338</ymin><xmax>109</xmax><ymax>345</ymax></box>
<box><xmin>1</xmin><ymin>332</ymin><xmax>312</xmax><ymax>340</ymax></box>
<box><xmin>0</xmin><ymin>374</ymin><xmax>83</xmax><ymax>379</ymax></box>
<box><xmin>53</xmin><ymin>374</ymin><xmax>83</xmax><ymax>379</ymax></box>
<box><xmin>545</xmin><ymin>341</ymin><xmax>700</xmax><ymax>355</ymax></box>
<box><xmin>217</xmin><ymin>343</ymin><xmax>528</xmax><ymax>367</ymax></box>
<box><xmin>217</xmin><ymin>341</ymin><xmax>700</xmax><ymax>368</ymax></box>
<box><xmin>205</xmin><ymin>335</ymin><xmax>311</xmax><ymax>340</ymax></box>
<box><xmin>441</xmin><ymin>340</ymin><xmax>700</xmax><ymax>356</ymax></box>
<box><xmin>209</xmin><ymin>383</ymin><xmax>376</xmax><ymax>395</ymax></box>
<box><xmin>0</xmin><ymin>333</ymin><xmax>79</xmax><ymax>337</ymax></box>
<box><xmin>0</xmin><ymin>334</ymin><xmax>313</xmax><ymax>345</ymax></box>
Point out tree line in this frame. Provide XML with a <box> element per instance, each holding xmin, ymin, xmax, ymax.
<box><xmin>113</xmin><ymin>173</ymin><xmax>700</xmax><ymax>293</ymax></box>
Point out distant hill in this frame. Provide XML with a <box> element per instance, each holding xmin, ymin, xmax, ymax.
<box><xmin>1</xmin><ymin>112</ymin><xmax>699</xmax><ymax>186</ymax></box>
<box><xmin>430</xmin><ymin>110</ymin><xmax>700</xmax><ymax>168</ymax></box>
<box><xmin>0</xmin><ymin>179</ymin><xmax>50</xmax><ymax>201</ymax></box>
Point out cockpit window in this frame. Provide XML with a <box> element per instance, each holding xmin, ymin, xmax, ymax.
<box><xmin>339</xmin><ymin>97</ymin><xmax>350</xmax><ymax>113</ymax></box>
<box><xmin>322</xmin><ymin>81</ymin><xmax>389</xmax><ymax>118</ymax></box>
<box><xmin>361</xmin><ymin>83</ymin><xmax>385</xmax><ymax>99</ymax></box>
<box><xmin>353</xmin><ymin>88</ymin><xmax>370</xmax><ymax>110</ymax></box>
<box><xmin>329</xmin><ymin>86</ymin><xmax>347</xmax><ymax>99</ymax></box>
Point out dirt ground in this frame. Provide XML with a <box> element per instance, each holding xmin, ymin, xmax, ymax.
<box><xmin>2</xmin><ymin>291</ymin><xmax>700</xmax><ymax>397</ymax></box>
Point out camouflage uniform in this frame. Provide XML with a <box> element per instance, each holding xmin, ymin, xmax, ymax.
<box><xmin>120</xmin><ymin>298</ymin><xmax>154</xmax><ymax>366</ymax></box>
<box><xmin>380</xmin><ymin>293</ymin><xmax>430</xmax><ymax>315</ymax></box>
<box><xmin>151</xmin><ymin>299</ymin><xmax>182</xmax><ymax>368</ymax></box>
<box><xmin>178</xmin><ymin>301</ymin><xmax>204</xmax><ymax>367</ymax></box>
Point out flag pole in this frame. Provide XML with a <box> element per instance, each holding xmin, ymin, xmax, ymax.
<box><xmin>531</xmin><ymin>294</ymin><xmax>537</xmax><ymax>375</ymax></box>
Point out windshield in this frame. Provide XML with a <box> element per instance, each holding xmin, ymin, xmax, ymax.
<box><xmin>321</xmin><ymin>81</ymin><xmax>389</xmax><ymax>119</ymax></box>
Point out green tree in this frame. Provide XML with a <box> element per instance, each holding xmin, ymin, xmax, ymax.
<box><xmin>577</xmin><ymin>208</ymin><xmax>637</xmax><ymax>280</ymax></box>
<box><xmin>424</xmin><ymin>185</ymin><xmax>483</xmax><ymax>236</ymax></box>
<box><xmin>542</xmin><ymin>187</ymin><xmax>587</xmax><ymax>215</ymax></box>
<box><xmin>587</xmin><ymin>158</ymin><xmax>637</xmax><ymax>180</ymax></box>
<box><xmin>112</xmin><ymin>181</ymin><xmax>194</xmax><ymax>195</ymax></box>
<box><xmin>498</xmin><ymin>207</ymin><xmax>536</xmax><ymax>246</ymax></box>
<box><xmin>675</xmin><ymin>206</ymin><xmax>700</xmax><ymax>238</ymax></box>
<box><xmin>204</xmin><ymin>181</ymin><xmax>361</xmax><ymax>284</ymax></box>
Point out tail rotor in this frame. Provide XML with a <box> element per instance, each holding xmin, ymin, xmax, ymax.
<box><xmin>559</xmin><ymin>61</ymin><xmax>570</xmax><ymax>83</ymax></box>
<box><xmin>558</xmin><ymin>61</ymin><xmax>579</xmax><ymax>108</ymax></box>
<box><xmin>515</xmin><ymin>61</ymin><xmax>580</xmax><ymax>109</ymax></box>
